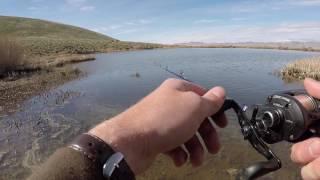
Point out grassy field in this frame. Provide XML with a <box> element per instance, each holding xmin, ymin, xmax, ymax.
<box><xmin>281</xmin><ymin>56</ymin><xmax>320</xmax><ymax>80</ymax></box>
<box><xmin>0</xmin><ymin>16</ymin><xmax>163</xmax><ymax>56</ymax></box>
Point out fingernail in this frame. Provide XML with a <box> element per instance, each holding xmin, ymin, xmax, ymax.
<box><xmin>211</xmin><ymin>86</ymin><xmax>226</xmax><ymax>99</ymax></box>
<box><xmin>309</xmin><ymin>140</ymin><xmax>320</xmax><ymax>157</ymax></box>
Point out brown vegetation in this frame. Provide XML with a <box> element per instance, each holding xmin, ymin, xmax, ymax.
<box><xmin>0</xmin><ymin>37</ymin><xmax>25</xmax><ymax>76</ymax></box>
<box><xmin>0</xmin><ymin>66</ymin><xmax>83</xmax><ymax>115</ymax></box>
<box><xmin>26</xmin><ymin>54</ymin><xmax>95</xmax><ymax>70</ymax></box>
<box><xmin>0</xmin><ymin>37</ymin><xmax>95</xmax><ymax>115</ymax></box>
<box><xmin>281</xmin><ymin>57</ymin><xmax>320</xmax><ymax>80</ymax></box>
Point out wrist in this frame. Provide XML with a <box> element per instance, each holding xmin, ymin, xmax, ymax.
<box><xmin>88</xmin><ymin>116</ymin><xmax>152</xmax><ymax>174</ymax></box>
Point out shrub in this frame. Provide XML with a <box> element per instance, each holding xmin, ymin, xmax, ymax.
<box><xmin>281</xmin><ymin>57</ymin><xmax>320</xmax><ymax>80</ymax></box>
<box><xmin>0</xmin><ymin>36</ymin><xmax>24</xmax><ymax>76</ymax></box>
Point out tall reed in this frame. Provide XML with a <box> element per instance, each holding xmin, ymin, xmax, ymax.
<box><xmin>281</xmin><ymin>56</ymin><xmax>320</xmax><ymax>80</ymax></box>
<box><xmin>0</xmin><ymin>36</ymin><xmax>24</xmax><ymax>75</ymax></box>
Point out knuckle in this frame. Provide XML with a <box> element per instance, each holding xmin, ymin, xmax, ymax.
<box><xmin>163</xmin><ymin>78</ymin><xmax>181</xmax><ymax>87</ymax></box>
<box><xmin>207</xmin><ymin>94</ymin><xmax>223</xmax><ymax>109</ymax></box>
<box><xmin>186</xmin><ymin>91</ymin><xmax>202</xmax><ymax>106</ymax></box>
<box><xmin>210</xmin><ymin>92</ymin><xmax>224</xmax><ymax>104</ymax></box>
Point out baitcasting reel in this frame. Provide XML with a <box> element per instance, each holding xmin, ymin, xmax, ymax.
<box><xmin>216</xmin><ymin>90</ymin><xmax>320</xmax><ymax>180</ymax></box>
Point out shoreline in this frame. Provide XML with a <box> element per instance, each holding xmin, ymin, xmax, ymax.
<box><xmin>174</xmin><ymin>45</ymin><xmax>320</xmax><ymax>53</ymax></box>
<box><xmin>0</xmin><ymin>53</ymin><xmax>96</xmax><ymax>115</ymax></box>
<box><xmin>0</xmin><ymin>47</ymin><xmax>163</xmax><ymax>116</ymax></box>
<box><xmin>0</xmin><ymin>65</ymin><xmax>84</xmax><ymax>116</ymax></box>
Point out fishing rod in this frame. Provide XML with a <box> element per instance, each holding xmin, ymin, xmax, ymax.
<box><xmin>160</xmin><ymin>66</ymin><xmax>320</xmax><ymax>180</ymax></box>
<box><xmin>157</xmin><ymin>63</ymin><xmax>193</xmax><ymax>82</ymax></box>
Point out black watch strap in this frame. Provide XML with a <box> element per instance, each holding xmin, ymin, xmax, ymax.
<box><xmin>103</xmin><ymin>152</ymin><xmax>135</xmax><ymax>180</ymax></box>
<box><xmin>68</xmin><ymin>133</ymin><xmax>135</xmax><ymax>180</ymax></box>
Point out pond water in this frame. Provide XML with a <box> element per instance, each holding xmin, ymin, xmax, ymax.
<box><xmin>1</xmin><ymin>48</ymin><xmax>320</xmax><ymax>180</ymax></box>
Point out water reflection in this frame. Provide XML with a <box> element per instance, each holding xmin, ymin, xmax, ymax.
<box><xmin>1</xmin><ymin>48</ymin><xmax>320</xmax><ymax>179</ymax></box>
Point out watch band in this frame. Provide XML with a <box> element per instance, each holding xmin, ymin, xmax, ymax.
<box><xmin>68</xmin><ymin>133</ymin><xmax>135</xmax><ymax>180</ymax></box>
<box><xmin>69</xmin><ymin>133</ymin><xmax>114</xmax><ymax>165</ymax></box>
<box><xmin>103</xmin><ymin>152</ymin><xmax>136</xmax><ymax>180</ymax></box>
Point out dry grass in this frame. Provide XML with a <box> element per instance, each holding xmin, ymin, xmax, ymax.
<box><xmin>281</xmin><ymin>56</ymin><xmax>320</xmax><ymax>80</ymax></box>
<box><xmin>26</xmin><ymin>54</ymin><xmax>95</xmax><ymax>70</ymax></box>
<box><xmin>0</xmin><ymin>37</ymin><xmax>25</xmax><ymax>75</ymax></box>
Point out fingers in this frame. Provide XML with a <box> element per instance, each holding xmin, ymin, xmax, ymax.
<box><xmin>291</xmin><ymin>138</ymin><xmax>320</xmax><ymax>165</ymax></box>
<box><xmin>198</xmin><ymin>119</ymin><xmax>220</xmax><ymax>154</ymax></box>
<box><xmin>304</xmin><ymin>78</ymin><xmax>320</xmax><ymax>99</ymax></box>
<box><xmin>168</xmin><ymin>119</ymin><xmax>222</xmax><ymax>167</ymax></box>
<box><xmin>211</xmin><ymin>113</ymin><xmax>228</xmax><ymax>128</ymax></box>
<box><xmin>165</xmin><ymin>146</ymin><xmax>188</xmax><ymax>167</ymax></box>
<box><xmin>184</xmin><ymin>135</ymin><xmax>205</xmax><ymax>166</ymax></box>
<box><xmin>181</xmin><ymin>82</ymin><xmax>207</xmax><ymax>95</ymax></box>
<box><xmin>301</xmin><ymin>157</ymin><xmax>320</xmax><ymax>180</ymax></box>
<box><xmin>201</xmin><ymin>86</ymin><xmax>226</xmax><ymax>117</ymax></box>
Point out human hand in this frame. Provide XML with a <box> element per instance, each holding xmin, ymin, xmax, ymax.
<box><xmin>291</xmin><ymin>78</ymin><xmax>320</xmax><ymax>179</ymax></box>
<box><xmin>89</xmin><ymin>78</ymin><xmax>226</xmax><ymax>174</ymax></box>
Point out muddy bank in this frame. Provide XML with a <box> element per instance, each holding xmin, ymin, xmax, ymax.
<box><xmin>0</xmin><ymin>66</ymin><xmax>84</xmax><ymax>116</ymax></box>
<box><xmin>0</xmin><ymin>53</ymin><xmax>97</xmax><ymax>115</ymax></box>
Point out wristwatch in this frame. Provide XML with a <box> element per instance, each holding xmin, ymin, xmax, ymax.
<box><xmin>69</xmin><ymin>133</ymin><xmax>135</xmax><ymax>180</ymax></box>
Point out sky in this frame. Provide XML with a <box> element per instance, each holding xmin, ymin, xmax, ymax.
<box><xmin>1</xmin><ymin>0</ymin><xmax>320</xmax><ymax>44</ymax></box>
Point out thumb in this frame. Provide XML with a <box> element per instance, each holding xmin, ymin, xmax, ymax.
<box><xmin>304</xmin><ymin>78</ymin><xmax>320</xmax><ymax>99</ymax></box>
<box><xmin>201</xmin><ymin>86</ymin><xmax>226</xmax><ymax>116</ymax></box>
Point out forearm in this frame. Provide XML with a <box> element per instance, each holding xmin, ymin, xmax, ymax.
<box><xmin>28</xmin><ymin>147</ymin><xmax>104</xmax><ymax>180</ymax></box>
<box><xmin>29</xmin><ymin>118</ymin><xmax>137</xmax><ymax>180</ymax></box>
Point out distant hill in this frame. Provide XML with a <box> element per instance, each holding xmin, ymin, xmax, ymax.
<box><xmin>0</xmin><ymin>16</ymin><xmax>162</xmax><ymax>55</ymax></box>
<box><xmin>0</xmin><ymin>16</ymin><xmax>115</xmax><ymax>41</ymax></box>
<box><xmin>175</xmin><ymin>42</ymin><xmax>320</xmax><ymax>52</ymax></box>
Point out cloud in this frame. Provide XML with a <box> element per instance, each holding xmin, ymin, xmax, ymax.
<box><xmin>27</xmin><ymin>5</ymin><xmax>48</xmax><ymax>11</ymax></box>
<box><xmin>231</xmin><ymin>17</ymin><xmax>247</xmax><ymax>21</ymax></box>
<box><xmin>91</xmin><ymin>25</ymin><xmax>124</xmax><ymax>34</ymax></box>
<box><xmin>289</xmin><ymin>0</ymin><xmax>320</xmax><ymax>6</ymax></box>
<box><xmin>145</xmin><ymin>22</ymin><xmax>320</xmax><ymax>44</ymax></box>
<box><xmin>193</xmin><ymin>19</ymin><xmax>218</xmax><ymax>24</ymax></box>
<box><xmin>63</xmin><ymin>0</ymin><xmax>95</xmax><ymax>12</ymax></box>
<box><xmin>124</xmin><ymin>19</ymin><xmax>153</xmax><ymax>26</ymax></box>
<box><xmin>28</xmin><ymin>6</ymin><xmax>39</xmax><ymax>11</ymax></box>
<box><xmin>79</xmin><ymin>5</ymin><xmax>95</xmax><ymax>11</ymax></box>
<box><xmin>138</xmin><ymin>19</ymin><xmax>152</xmax><ymax>24</ymax></box>
<box><xmin>114</xmin><ymin>28</ymin><xmax>142</xmax><ymax>35</ymax></box>
<box><xmin>92</xmin><ymin>18</ymin><xmax>153</xmax><ymax>35</ymax></box>
<box><xmin>271</xmin><ymin>22</ymin><xmax>320</xmax><ymax>33</ymax></box>
<box><xmin>65</xmin><ymin>0</ymin><xmax>87</xmax><ymax>6</ymax></box>
<box><xmin>31</xmin><ymin>0</ymin><xmax>44</xmax><ymax>2</ymax></box>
